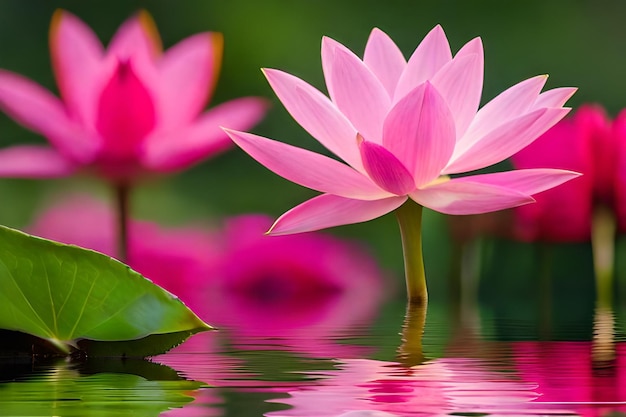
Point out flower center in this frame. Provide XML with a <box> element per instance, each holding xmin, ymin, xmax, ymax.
<box><xmin>96</xmin><ymin>59</ymin><xmax>156</xmax><ymax>161</ymax></box>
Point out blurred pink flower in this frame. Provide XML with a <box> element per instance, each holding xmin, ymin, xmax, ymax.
<box><xmin>200</xmin><ymin>215</ymin><xmax>389</xmax><ymax>358</ymax></box>
<box><xmin>0</xmin><ymin>10</ymin><xmax>267</xmax><ymax>182</ymax></box>
<box><xmin>225</xmin><ymin>25</ymin><xmax>578</xmax><ymax>235</ymax></box>
<box><xmin>513</xmin><ymin>341</ymin><xmax>626</xmax><ymax>417</ymax></box>
<box><xmin>28</xmin><ymin>196</ymin><xmax>388</xmax><ymax>358</ymax></box>
<box><xmin>511</xmin><ymin>104</ymin><xmax>617</xmax><ymax>242</ymax></box>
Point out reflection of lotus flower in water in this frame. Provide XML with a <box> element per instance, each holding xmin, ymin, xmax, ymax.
<box><xmin>513</xmin><ymin>341</ymin><xmax>626</xmax><ymax>417</ymax></box>
<box><xmin>155</xmin><ymin>329</ymin><xmax>329</xmax><ymax>417</ymax></box>
<box><xmin>200</xmin><ymin>215</ymin><xmax>388</xmax><ymax>358</ymax></box>
<box><xmin>156</xmin><ymin>332</ymin><xmax>236</xmax><ymax>417</ymax></box>
<box><xmin>265</xmin><ymin>357</ymin><xmax>549</xmax><ymax>416</ymax></box>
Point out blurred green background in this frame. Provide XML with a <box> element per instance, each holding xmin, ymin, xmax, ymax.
<box><xmin>0</xmin><ymin>0</ymin><xmax>621</xmax><ymax>301</ymax></box>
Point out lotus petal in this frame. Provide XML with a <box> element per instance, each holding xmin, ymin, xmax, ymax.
<box><xmin>269</xmin><ymin>194</ymin><xmax>407</xmax><ymax>235</ymax></box>
<box><xmin>383</xmin><ymin>82</ymin><xmax>455</xmax><ymax>185</ymax></box>
<box><xmin>444</xmin><ymin>107</ymin><xmax>570</xmax><ymax>174</ymax></box>
<box><xmin>411</xmin><ymin>179</ymin><xmax>534</xmax><ymax>215</ymax></box>
<box><xmin>226</xmin><ymin>129</ymin><xmax>389</xmax><ymax>200</ymax></box>
<box><xmin>157</xmin><ymin>33</ymin><xmax>222</xmax><ymax>129</ymax></box>
<box><xmin>263</xmin><ymin>68</ymin><xmax>362</xmax><ymax>171</ymax></box>
<box><xmin>0</xmin><ymin>146</ymin><xmax>77</xmax><ymax>177</ymax></box>
<box><xmin>0</xmin><ymin>70</ymin><xmax>98</xmax><ymax>163</ymax></box>
<box><xmin>144</xmin><ymin>97</ymin><xmax>268</xmax><ymax>171</ymax></box>
<box><xmin>363</xmin><ymin>28</ymin><xmax>406</xmax><ymax>98</ymax></box>
<box><xmin>49</xmin><ymin>10</ymin><xmax>107</xmax><ymax>126</ymax></box>
<box><xmin>394</xmin><ymin>25</ymin><xmax>452</xmax><ymax>101</ymax></box>
<box><xmin>330</xmin><ymin>48</ymin><xmax>390</xmax><ymax>143</ymax></box>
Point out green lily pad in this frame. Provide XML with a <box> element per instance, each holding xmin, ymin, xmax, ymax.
<box><xmin>0</xmin><ymin>225</ymin><xmax>212</xmax><ymax>354</ymax></box>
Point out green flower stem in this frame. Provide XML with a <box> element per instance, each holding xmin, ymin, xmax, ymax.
<box><xmin>115</xmin><ymin>182</ymin><xmax>130</xmax><ymax>264</ymax></box>
<box><xmin>394</xmin><ymin>199</ymin><xmax>427</xmax><ymax>306</ymax></box>
<box><xmin>590</xmin><ymin>205</ymin><xmax>616</xmax><ymax>367</ymax></box>
<box><xmin>592</xmin><ymin>205</ymin><xmax>616</xmax><ymax>309</ymax></box>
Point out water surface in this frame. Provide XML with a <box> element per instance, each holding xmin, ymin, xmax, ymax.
<box><xmin>1</xmin><ymin>292</ymin><xmax>623</xmax><ymax>417</ymax></box>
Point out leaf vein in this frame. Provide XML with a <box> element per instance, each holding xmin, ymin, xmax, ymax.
<box><xmin>0</xmin><ymin>256</ymin><xmax>53</xmax><ymax>339</ymax></box>
<box><xmin>67</xmin><ymin>272</ymin><xmax>99</xmax><ymax>340</ymax></box>
<box><xmin>41</xmin><ymin>254</ymin><xmax>58</xmax><ymax>335</ymax></box>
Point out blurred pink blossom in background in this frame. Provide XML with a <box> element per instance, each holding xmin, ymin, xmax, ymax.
<box><xmin>511</xmin><ymin>104</ymin><xmax>618</xmax><ymax>242</ymax></box>
<box><xmin>225</xmin><ymin>25</ymin><xmax>578</xmax><ymax>235</ymax></box>
<box><xmin>28</xmin><ymin>195</ymin><xmax>388</xmax><ymax>358</ymax></box>
<box><xmin>27</xmin><ymin>194</ymin><xmax>218</xmax><ymax>308</ymax></box>
<box><xmin>200</xmin><ymin>215</ymin><xmax>388</xmax><ymax>358</ymax></box>
<box><xmin>0</xmin><ymin>10</ymin><xmax>267</xmax><ymax>182</ymax></box>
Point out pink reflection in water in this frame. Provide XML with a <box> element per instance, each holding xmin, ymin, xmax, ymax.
<box><xmin>155</xmin><ymin>332</ymin><xmax>237</xmax><ymax>417</ymax></box>
<box><xmin>264</xmin><ymin>357</ymin><xmax>552</xmax><ymax>417</ymax></box>
<box><xmin>513</xmin><ymin>341</ymin><xmax>626</xmax><ymax>417</ymax></box>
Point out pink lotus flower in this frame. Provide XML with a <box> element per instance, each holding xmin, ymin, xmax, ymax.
<box><xmin>224</xmin><ymin>26</ymin><xmax>579</xmax><ymax>303</ymax></box>
<box><xmin>511</xmin><ymin>104</ymin><xmax>615</xmax><ymax>242</ymax></box>
<box><xmin>0</xmin><ymin>10</ymin><xmax>267</xmax><ymax>182</ymax></box>
<box><xmin>225</xmin><ymin>26</ymin><xmax>578</xmax><ymax>235</ymax></box>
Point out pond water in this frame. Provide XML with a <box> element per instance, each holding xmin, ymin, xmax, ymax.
<box><xmin>0</xmin><ymin>290</ymin><xmax>625</xmax><ymax>417</ymax></box>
